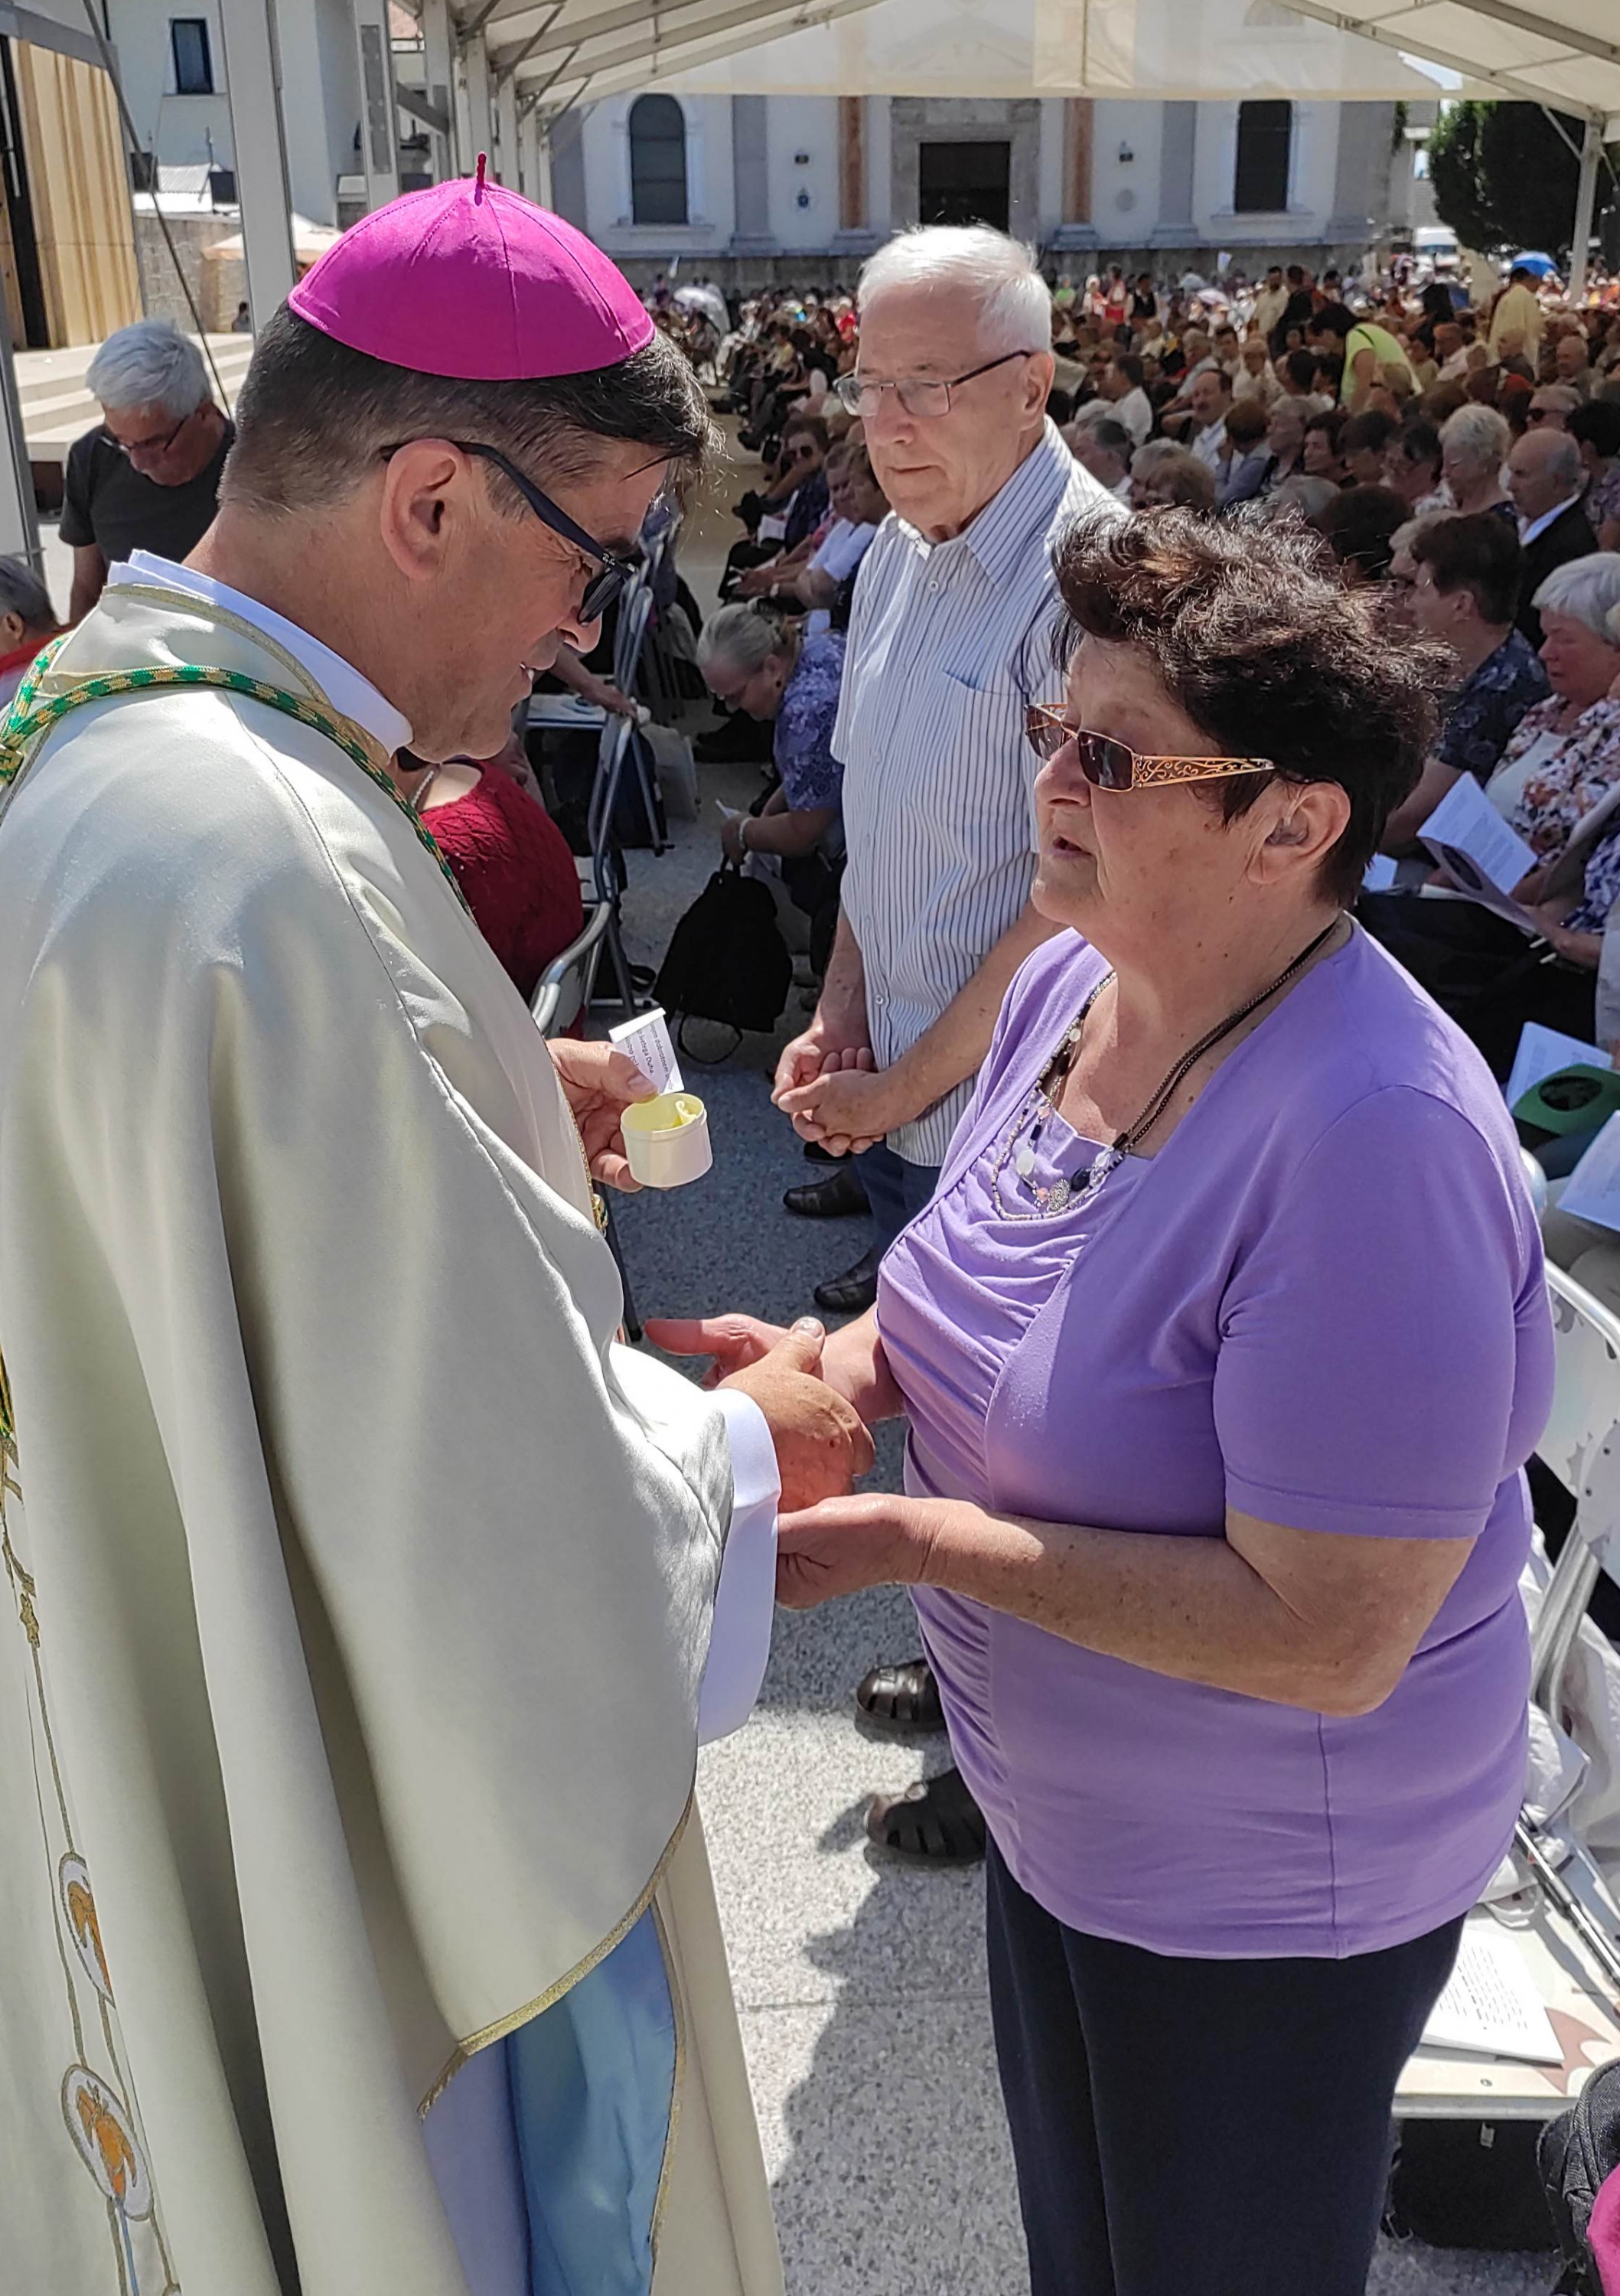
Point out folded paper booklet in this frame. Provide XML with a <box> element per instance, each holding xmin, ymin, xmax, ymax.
<box><xmin>1506</xmin><ymin>1022</ymin><xmax>1613</xmax><ymax>1114</ymax></box>
<box><xmin>1417</xmin><ymin>775</ymin><xmax>1542</xmax><ymax>934</ymax></box>
<box><xmin>1420</xmin><ymin>1919</ymin><xmax>1561</xmax><ymax>2065</ymax></box>
<box><xmin>1558</xmin><ymin>1111</ymin><xmax>1620</xmax><ymax>1236</ymax></box>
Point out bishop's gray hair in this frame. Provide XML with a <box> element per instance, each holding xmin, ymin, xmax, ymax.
<box><xmin>223</xmin><ymin>306</ymin><xmax>716</xmax><ymax>523</ymax></box>
<box><xmin>857</xmin><ymin>225</ymin><xmax>1052</xmax><ymax>358</ymax></box>
<box><xmin>86</xmin><ymin>319</ymin><xmax>212</xmax><ymax>419</ymax></box>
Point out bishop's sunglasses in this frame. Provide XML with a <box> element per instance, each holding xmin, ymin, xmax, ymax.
<box><xmin>1025</xmin><ymin>704</ymin><xmax>1274</xmax><ymax>791</ymax></box>
<box><xmin>381</xmin><ymin>439</ymin><xmax>636</xmax><ymax>625</ymax></box>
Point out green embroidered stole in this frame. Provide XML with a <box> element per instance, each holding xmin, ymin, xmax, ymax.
<box><xmin>0</xmin><ymin>634</ymin><xmax>469</xmax><ymax>912</ymax></box>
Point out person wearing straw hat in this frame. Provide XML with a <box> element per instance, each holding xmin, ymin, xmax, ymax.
<box><xmin>0</xmin><ymin>168</ymin><xmax>869</xmax><ymax>2296</ymax></box>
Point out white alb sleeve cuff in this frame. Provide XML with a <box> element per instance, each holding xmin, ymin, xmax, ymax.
<box><xmin>699</xmin><ymin>1391</ymin><xmax>780</xmax><ymax>1743</ymax></box>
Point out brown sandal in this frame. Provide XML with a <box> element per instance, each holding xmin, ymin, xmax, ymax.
<box><xmin>856</xmin><ymin>1658</ymin><xmax>946</xmax><ymax>1735</ymax></box>
<box><xmin>866</xmin><ymin>1767</ymin><xmax>986</xmax><ymax>1864</ymax></box>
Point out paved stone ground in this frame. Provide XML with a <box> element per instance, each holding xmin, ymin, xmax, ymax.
<box><xmin>608</xmin><ymin>458</ymin><xmax>1555</xmax><ymax>2296</ymax></box>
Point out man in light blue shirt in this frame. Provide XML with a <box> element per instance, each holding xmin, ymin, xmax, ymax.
<box><xmin>772</xmin><ymin>224</ymin><xmax>1121</xmax><ymax>1863</ymax></box>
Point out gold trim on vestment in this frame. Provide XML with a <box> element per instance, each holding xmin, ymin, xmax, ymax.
<box><xmin>418</xmin><ymin>1786</ymin><xmax>696</xmax><ymax>2115</ymax></box>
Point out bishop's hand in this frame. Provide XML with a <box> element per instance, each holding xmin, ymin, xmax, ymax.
<box><xmin>714</xmin><ymin>1318</ymin><xmax>875</xmax><ymax>1512</ymax></box>
<box><xmin>548</xmin><ymin>1040</ymin><xmax>658</xmax><ymax>1192</ymax></box>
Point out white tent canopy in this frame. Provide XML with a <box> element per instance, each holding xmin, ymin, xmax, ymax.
<box><xmin>1279</xmin><ymin>1</ymin><xmax>1620</xmax><ymax>137</ymax></box>
<box><xmin>475</xmin><ymin>0</ymin><xmax>1447</xmax><ymax>108</ymax></box>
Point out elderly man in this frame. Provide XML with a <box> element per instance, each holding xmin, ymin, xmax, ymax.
<box><xmin>1233</xmin><ymin>334</ymin><xmax>1281</xmax><ymax>409</ymax></box>
<box><xmin>1529</xmin><ymin>383</ymin><xmax>1582</xmax><ymax>432</ymax></box>
<box><xmin>1507</xmin><ymin>423</ymin><xmax>1596</xmax><ymax>644</ymax></box>
<box><xmin>764</xmin><ymin>222</ymin><xmax>1119</xmax><ymax>1864</ymax></box>
<box><xmin>1185</xmin><ymin>364</ymin><xmax>1233</xmax><ymax>473</ymax></box>
<box><xmin>0</xmin><ymin>176</ymin><xmax>868</xmax><ymax>2295</ymax></box>
<box><xmin>1555</xmin><ymin>330</ymin><xmax>1594</xmax><ymax>397</ymax></box>
<box><xmin>1250</xmin><ymin>263</ymin><xmax>1288</xmax><ymax>345</ymax></box>
<box><xmin>61</xmin><ymin>317</ymin><xmax>233</xmax><ymax>621</ymax></box>
<box><xmin>1071</xmin><ymin>414</ymin><xmax>1134</xmax><ymax>500</ymax></box>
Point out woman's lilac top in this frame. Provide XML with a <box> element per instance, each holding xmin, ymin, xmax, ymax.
<box><xmin>877</xmin><ymin>927</ymin><xmax>1553</xmax><ymax>1958</ymax></box>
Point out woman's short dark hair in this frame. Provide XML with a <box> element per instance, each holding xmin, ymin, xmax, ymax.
<box><xmin>224</xmin><ymin>306</ymin><xmax>715</xmax><ymax>519</ymax></box>
<box><xmin>1341</xmin><ymin>408</ymin><xmax>1397</xmax><ymax>458</ymax></box>
<box><xmin>1283</xmin><ymin>349</ymin><xmax>1319</xmax><ymax>393</ymax></box>
<box><xmin>1569</xmin><ymin>399</ymin><xmax>1620</xmax><ymax>461</ymax></box>
<box><xmin>1315</xmin><ymin>484</ymin><xmax>1407</xmax><ymax>582</ymax></box>
<box><xmin>1393</xmin><ymin>416</ymin><xmax>1442</xmax><ymax>472</ymax></box>
<box><xmin>1410</xmin><ymin>511</ymin><xmax>1522</xmax><ymax>628</ymax></box>
<box><xmin>1051</xmin><ymin>509</ymin><xmax>1445</xmax><ymax>907</ymax></box>
<box><xmin>1303</xmin><ymin>406</ymin><xmax>1348</xmax><ymax>452</ymax></box>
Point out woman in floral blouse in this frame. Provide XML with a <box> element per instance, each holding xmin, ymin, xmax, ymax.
<box><xmin>697</xmin><ymin>597</ymin><xmax>848</xmax><ymax>970</ymax></box>
<box><xmin>1361</xmin><ymin>555</ymin><xmax>1620</xmax><ymax>1052</ymax></box>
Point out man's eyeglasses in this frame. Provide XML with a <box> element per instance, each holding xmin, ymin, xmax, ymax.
<box><xmin>1025</xmin><ymin>706</ymin><xmax>1274</xmax><ymax>791</ymax></box>
<box><xmin>383</xmin><ymin>439</ymin><xmax>637</xmax><ymax>625</ymax></box>
<box><xmin>100</xmin><ymin>410</ymin><xmax>193</xmax><ymax>461</ymax></box>
<box><xmin>833</xmin><ymin>348</ymin><xmax>1037</xmax><ymax>420</ymax></box>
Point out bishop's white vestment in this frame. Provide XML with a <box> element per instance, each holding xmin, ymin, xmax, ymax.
<box><xmin>0</xmin><ymin>559</ymin><xmax>784</xmax><ymax>2296</ymax></box>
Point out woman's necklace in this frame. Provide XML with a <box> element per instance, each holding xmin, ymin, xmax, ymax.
<box><xmin>989</xmin><ymin>917</ymin><xmax>1342</xmax><ymax>1221</ymax></box>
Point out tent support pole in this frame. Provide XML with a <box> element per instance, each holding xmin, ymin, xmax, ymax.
<box><xmin>1570</xmin><ymin>115</ymin><xmax>1602</xmax><ymax>302</ymax></box>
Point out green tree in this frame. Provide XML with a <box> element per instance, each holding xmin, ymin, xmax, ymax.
<box><xmin>1426</xmin><ymin>99</ymin><xmax>1617</xmax><ymax>257</ymax></box>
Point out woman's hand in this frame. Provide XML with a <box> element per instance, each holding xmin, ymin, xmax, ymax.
<box><xmin>720</xmin><ymin>811</ymin><xmax>748</xmax><ymax>865</ymax></box>
<box><xmin>644</xmin><ymin>1313</ymin><xmax>790</xmax><ymax>1390</ymax></box>
<box><xmin>776</xmin><ymin>1492</ymin><xmax>940</xmax><ymax>1608</ymax></box>
<box><xmin>548</xmin><ymin>1040</ymin><xmax>657</xmax><ymax>1191</ymax></box>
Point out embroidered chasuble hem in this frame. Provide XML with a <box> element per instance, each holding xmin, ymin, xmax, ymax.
<box><xmin>418</xmin><ymin>1786</ymin><xmax>696</xmax><ymax>2116</ymax></box>
<box><xmin>647</xmin><ymin>1895</ymin><xmax>687</xmax><ymax>2252</ymax></box>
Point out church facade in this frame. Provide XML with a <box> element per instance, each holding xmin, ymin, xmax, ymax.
<box><xmin>549</xmin><ymin>92</ymin><xmax>1435</xmax><ymax>289</ymax></box>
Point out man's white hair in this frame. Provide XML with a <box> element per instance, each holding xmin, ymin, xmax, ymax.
<box><xmin>1533</xmin><ymin>551</ymin><xmax>1620</xmax><ymax>643</ymax></box>
<box><xmin>86</xmin><ymin>319</ymin><xmax>210</xmax><ymax>420</ymax></box>
<box><xmin>857</xmin><ymin>226</ymin><xmax>1052</xmax><ymax>357</ymax></box>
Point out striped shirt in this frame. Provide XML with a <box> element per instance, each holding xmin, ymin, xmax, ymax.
<box><xmin>834</xmin><ymin>420</ymin><xmax>1123</xmax><ymax>1165</ymax></box>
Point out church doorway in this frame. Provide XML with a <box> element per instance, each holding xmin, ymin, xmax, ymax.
<box><xmin>918</xmin><ymin>139</ymin><xmax>1011</xmax><ymax>232</ymax></box>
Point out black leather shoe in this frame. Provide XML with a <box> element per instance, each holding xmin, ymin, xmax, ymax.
<box><xmin>784</xmin><ymin>1165</ymin><xmax>869</xmax><ymax>1218</ymax></box>
<box><xmin>813</xmin><ymin>1245</ymin><xmax>881</xmax><ymax>1316</ymax></box>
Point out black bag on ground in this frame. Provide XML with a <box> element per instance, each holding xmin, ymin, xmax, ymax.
<box><xmin>1540</xmin><ymin>2058</ymin><xmax>1620</xmax><ymax>2291</ymax></box>
<box><xmin>654</xmin><ymin>860</ymin><xmax>791</xmax><ymax>1052</ymax></box>
<box><xmin>1385</xmin><ymin>2118</ymin><xmax>1554</xmax><ymax>2252</ymax></box>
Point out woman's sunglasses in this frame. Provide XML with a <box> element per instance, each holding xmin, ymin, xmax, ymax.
<box><xmin>1025</xmin><ymin>705</ymin><xmax>1274</xmax><ymax>791</ymax></box>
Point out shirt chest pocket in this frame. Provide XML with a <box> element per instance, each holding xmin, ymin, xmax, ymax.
<box><xmin>921</xmin><ymin>664</ymin><xmax>1035</xmax><ymax>794</ymax></box>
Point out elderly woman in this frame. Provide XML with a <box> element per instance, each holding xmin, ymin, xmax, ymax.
<box><xmin>1364</xmin><ymin>553</ymin><xmax>1620</xmax><ymax>1030</ymax></box>
<box><xmin>0</xmin><ymin>556</ymin><xmax>60</xmax><ymax>706</ymax></box>
<box><xmin>1570</xmin><ymin>399</ymin><xmax>1620</xmax><ymax>552</ymax></box>
<box><xmin>657</xmin><ymin>511</ymin><xmax>1550</xmax><ymax>2295</ymax></box>
<box><xmin>1301</xmin><ymin>404</ymin><xmax>1348</xmax><ymax>485</ymax></box>
<box><xmin>1439</xmin><ymin>401</ymin><xmax>1514</xmax><ymax>519</ymax></box>
<box><xmin>1380</xmin><ymin>512</ymin><xmax>1550</xmax><ymax>846</ymax></box>
<box><xmin>697</xmin><ymin>598</ymin><xmax>846</xmax><ymax>970</ymax></box>
<box><xmin>1126</xmin><ymin>439</ymin><xmax>1215</xmax><ymax>513</ymax></box>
